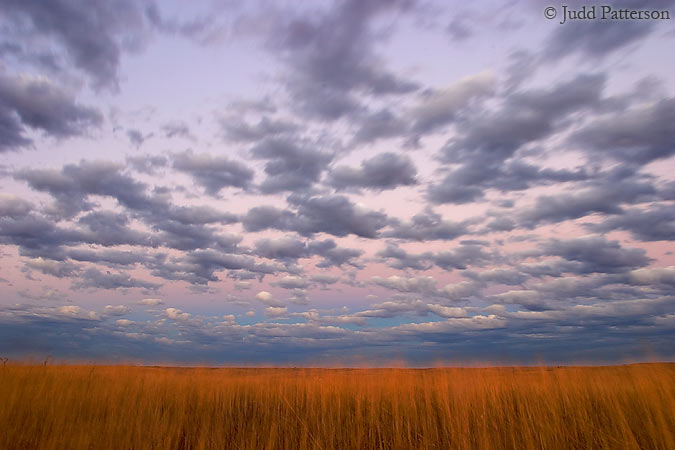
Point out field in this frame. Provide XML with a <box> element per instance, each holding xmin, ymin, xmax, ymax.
<box><xmin>1</xmin><ymin>363</ymin><xmax>673</xmax><ymax>450</ymax></box>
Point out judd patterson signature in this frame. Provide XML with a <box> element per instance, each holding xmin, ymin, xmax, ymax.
<box><xmin>544</xmin><ymin>5</ymin><xmax>671</xmax><ymax>24</ymax></box>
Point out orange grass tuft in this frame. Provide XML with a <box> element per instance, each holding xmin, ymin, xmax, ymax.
<box><xmin>1</xmin><ymin>363</ymin><xmax>673</xmax><ymax>449</ymax></box>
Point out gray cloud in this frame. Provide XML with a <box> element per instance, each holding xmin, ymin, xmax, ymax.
<box><xmin>539</xmin><ymin>236</ymin><xmax>651</xmax><ymax>275</ymax></box>
<box><xmin>222</xmin><ymin>116</ymin><xmax>298</xmax><ymax>143</ymax></box>
<box><xmin>0</xmin><ymin>72</ymin><xmax>102</xmax><ymax>151</ymax></box>
<box><xmin>126</xmin><ymin>128</ymin><xmax>152</xmax><ymax>148</ymax></box>
<box><xmin>252</xmin><ymin>236</ymin><xmax>363</xmax><ymax>268</ymax></box>
<box><xmin>73</xmin><ymin>268</ymin><xmax>160</xmax><ymax>291</ymax></box>
<box><xmin>243</xmin><ymin>194</ymin><xmax>388</xmax><ymax>239</ymax></box>
<box><xmin>126</xmin><ymin>155</ymin><xmax>168</xmax><ymax>175</ymax></box>
<box><xmin>377</xmin><ymin>242</ymin><xmax>495</xmax><ymax>272</ymax></box>
<box><xmin>386</xmin><ymin>208</ymin><xmax>472</xmax><ymax>241</ymax></box>
<box><xmin>172</xmin><ymin>150</ymin><xmax>254</xmax><ymax>195</ymax></box>
<box><xmin>429</xmin><ymin>73</ymin><xmax>604</xmax><ymax>204</ymax></box>
<box><xmin>328</xmin><ymin>152</ymin><xmax>417</xmax><ymax>191</ymax></box>
<box><xmin>24</xmin><ymin>258</ymin><xmax>81</xmax><ymax>278</ymax></box>
<box><xmin>68</xmin><ymin>248</ymin><xmax>147</xmax><ymax>267</ymax></box>
<box><xmin>0</xmin><ymin>194</ymin><xmax>32</xmax><ymax>218</ymax></box>
<box><xmin>273</xmin><ymin>0</ymin><xmax>419</xmax><ymax>120</ymax></box>
<box><xmin>352</xmin><ymin>72</ymin><xmax>495</xmax><ymax>145</ymax></box>
<box><xmin>570</xmin><ymin>98</ymin><xmax>675</xmax><ymax>166</ymax></box>
<box><xmin>0</xmin><ymin>0</ymin><xmax>153</xmax><ymax>90</ymax></box>
<box><xmin>250</xmin><ymin>137</ymin><xmax>333</xmax><ymax>194</ymax></box>
<box><xmin>161</xmin><ymin>121</ymin><xmax>193</xmax><ymax>140</ymax></box>
<box><xmin>589</xmin><ymin>205</ymin><xmax>675</xmax><ymax>242</ymax></box>
<box><xmin>517</xmin><ymin>168</ymin><xmax>658</xmax><ymax>228</ymax></box>
<box><xmin>308</xmin><ymin>239</ymin><xmax>363</xmax><ymax>268</ymax></box>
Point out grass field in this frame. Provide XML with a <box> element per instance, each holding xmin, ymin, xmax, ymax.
<box><xmin>1</xmin><ymin>363</ymin><xmax>673</xmax><ymax>450</ymax></box>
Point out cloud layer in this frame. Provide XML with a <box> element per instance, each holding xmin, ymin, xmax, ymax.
<box><xmin>0</xmin><ymin>0</ymin><xmax>674</xmax><ymax>364</ymax></box>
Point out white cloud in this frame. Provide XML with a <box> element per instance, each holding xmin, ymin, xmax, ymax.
<box><xmin>103</xmin><ymin>305</ymin><xmax>130</xmax><ymax>316</ymax></box>
<box><xmin>222</xmin><ymin>314</ymin><xmax>235</xmax><ymax>323</ymax></box>
<box><xmin>427</xmin><ymin>304</ymin><xmax>468</xmax><ymax>318</ymax></box>
<box><xmin>265</xmin><ymin>306</ymin><xmax>288</xmax><ymax>317</ymax></box>
<box><xmin>234</xmin><ymin>281</ymin><xmax>252</xmax><ymax>290</ymax></box>
<box><xmin>165</xmin><ymin>307</ymin><xmax>191</xmax><ymax>321</ymax></box>
<box><xmin>256</xmin><ymin>291</ymin><xmax>273</xmax><ymax>301</ymax></box>
<box><xmin>255</xmin><ymin>291</ymin><xmax>284</xmax><ymax>306</ymax></box>
<box><xmin>139</xmin><ymin>298</ymin><xmax>164</xmax><ymax>306</ymax></box>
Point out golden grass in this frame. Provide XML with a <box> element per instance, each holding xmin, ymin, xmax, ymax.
<box><xmin>0</xmin><ymin>363</ymin><xmax>673</xmax><ymax>450</ymax></box>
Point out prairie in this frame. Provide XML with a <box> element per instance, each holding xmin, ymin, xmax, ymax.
<box><xmin>0</xmin><ymin>363</ymin><xmax>673</xmax><ymax>450</ymax></box>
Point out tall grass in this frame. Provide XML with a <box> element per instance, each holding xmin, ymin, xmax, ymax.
<box><xmin>1</xmin><ymin>363</ymin><xmax>673</xmax><ymax>449</ymax></box>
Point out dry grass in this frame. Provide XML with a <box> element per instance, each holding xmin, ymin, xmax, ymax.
<box><xmin>0</xmin><ymin>363</ymin><xmax>673</xmax><ymax>450</ymax></box>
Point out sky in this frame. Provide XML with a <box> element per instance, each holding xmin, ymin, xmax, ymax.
<box><xmin>0</xmin><ymin>0</ymin><xmax>674</xmax><ymax>366</ymax></box>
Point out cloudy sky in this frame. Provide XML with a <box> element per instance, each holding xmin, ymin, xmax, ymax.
<box><xmin>0</xmin><ymin>0</ymin><xmax>674</xmax><ymax>365</ymax></box>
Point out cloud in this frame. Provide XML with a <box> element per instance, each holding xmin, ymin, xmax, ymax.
<box><xmin>77</xmin><ymin>211</ymin><xmax>150</xmax><ymax>247</ymax></box>
<box><xmin>272</xmin><ymin>0</ymin><xmax>419</xmax><ymax>120</ymax></box>
<box><xmin>386</xmin><ymin>208</ymin><xmax>472</xmax><ymax>241</ymax></box>
<box><xmin>24</xmin><ymin>258</ymin><xmax>81</xmax><ymax>278</ymax></box>
<box><xmin>15</xmin><ymin>159</ymin><xmax>162</xmax><ymax>219</ymax></box>
<box><xmin>371</xmin><ymin>275</ymin><xmax>437</xmax><ymax>294</ymax></box>
<box><xmin>243</xmin><ymin>194</ymin><xmax>388</xmax><ymax>238</ymax></box>
<box><xmin>352</xmin><ymin>71</ymin><xmax>496</xmax><ymax>145</ymax></box>
<box><xmin>253</xmin><ymin>236</ymin><xmax>363</xmax><ymax>268</ymax></box>
<box><xmin>0</xmin><ymin>72</ymin><xmax>102</xmax><ymax>151</ymax></box>
<box><xmin>139</xmin><ymin>298</ymin><xmax>164</xmax><ymax>306</ymax></box>
<box><xmin>234</xmin><ymin>281</ymin><xmax>252</xmax><ymax>290</ymax></box>
<box><xmin>14</xmin><ymin>159</ymin><xmax>246</xmax><ymax>261</ymax></box>
<box><xmin>73</xmin><ymin>268</ymin><xmax>161</xmax><ymax>291</ymax></box>
<box><xmin>254</xmin><ymin>237</ymin><xmax>308</xmax><ymax>261</ymax></box>
<box><xmin>58</xmin><ymin>305</ymin><xmax>83</xmax><ymax>316</ymax></box>
<box><xmin>627</xmin><ymin>267</ymin><xmax>675</xmax><ymax>286</ymax></box>
<box><xmin>126</xmin><ymin>155</ymin><xmax>168</xmax><ymax>174</ymax></box>
<box><xmin>308</xmin><ymin>239</ymin><xmax>363</xmax><ymax>268</ymax></box>
<box><xmin>370</xmin><ymin>275</ymin><xmax>481</xmax><ymax>303</ymax></box>
<box><xmin>376</xmin><ymin>244</ymin><xmax>432</xmax><ymax>270</ymax></box>
<box><xmin>161</xmin><ymin>121</ymin><xmax>193</xmax><ymax>140</ymax></box>
<box><xmin>570</xmin><ymin>98</ymin><xmax>675</xmax><ymax>165</ymax></box>
<box><xmin>464</xmin><ymin>268</ymin><xmax>528</xmax><ymax>286</ymax></box>
<box><xmin>0</xmin><ymin>194</ymin><xmax>33</xmax><ymax>218</ymax></box>
<box><xmin>222</xmin><ymin>116</ymin><xmax>298</xmax><ymax>142</ymax></box>
<box><xmin>1</xmin><ymin>0</ymin><xmax>674</xmax><ymax>366</ymax></box>
<box><xmin>126</xmin><ymin>128</ymin><xmax>152</xmax><ymax>147</ymax></box>
<box><xmin>148</xmin><ymin>250</ymin><xmax>282</xmax><ymax>286</ymax></box>
<box><xmin>327</xmin><ymin>152</ymin><xmax>417</xmax><ymax>191</ymax></box>
<box><xmin>491</xmin><ymin>290</ymin><xmax>543</xmax><ymax>310</ymax></box>
<box><xmin>377</xmin><ymin>242</ymin><xmax>495</xmax><ymax>272</ymax></box>
<box><xmin>517</xmin><ymin>168</ymin><xmax>657</xmax><ymax>227</ymax></box>
<box><xmin>408</xmin><ymin>71</ymin><xmax>495</xmax><ymax>137</ymax></box>
<box><xmin>1</xmin><ymin>0</ymin><xmax>153</xmax><ymax>90</ymax></box>
<box><xmin>539</xmin><ymin>236</ymin><xmax>651</xmax><ymax>275</ymax></box>
<box><xmin>165</xmin><ymin>307</ymin><xmax>191</xmax><ymax>321</ymax></box>
<box><xmin>264</xmin><ymin>306</ymin><xmax>288</xmax><ymax>317</ymax></box>
<box><xmin>250</xmin><ymin>137</ymin><xmax>333</xmax><ymax>194</ymax></box>
<box><xmin>274</xmin><ymin>276</ymin><xmax>309</xmax><ymax>290</ymax></box>
<box><xmin>426</xmin><ymin>304</ymin><xmax>469</xmax><ymax>318</ymax></box>
<box><xmin>255</xmin><ymin>291</ymin><xmax>281</xmax><ymax>306</ymax></box>
<box><xmin>429</xmin><ymin>73</ymin><xmax>605</xmax><ymax>204</ymax></box>
<box><xmin>589</xmin><ymin>205</ymin><xmax>675</xmax><ymax>242</ymax></box>
<box><xmin>103</xmin><ymin>305</ymin><xmax>130</xmax><ymax>316</ymax></box>
<box><xmin>0</xmin><ymin>213</ymin><xmax>87</xmax><ymax>260</ymax></box>
<box><xmin>172</xmin><ymin>150</ymin><xmax>254</xmax><ymax>195</ymax></box>
<box><xmin>310</xmin><ymin>274</ymin><xmax>340</xmax><ymax>287</ymax></box>
<box><xmin>446</xmin><ymin>16</ymin><xmax>473</xmax><ymax>42</ymax></box>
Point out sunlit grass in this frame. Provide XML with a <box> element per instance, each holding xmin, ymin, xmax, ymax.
<box><xmin>1</xmin><ymin>363</ymin><xmax>673</xmax><ymax>449</ymax></box>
